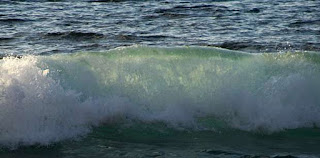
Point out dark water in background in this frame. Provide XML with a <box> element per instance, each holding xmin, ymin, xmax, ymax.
<box><xmin>0</xmin><ymin>0</ymin><xmax>320</xmax><ymax>55</ymax></box>
<box><xmin>1</xmin><ymin>1</ymin><xmax>320</xmax><ymax>158</ymax></box>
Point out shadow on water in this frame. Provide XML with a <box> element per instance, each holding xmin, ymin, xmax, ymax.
<box><xmin>0</xmin><ymin>120</ymin><xmax>319</xmax><ymax>158</ymax></box>
<box><xmin>0</xmin><ymin>144</ymin><xmax>63</xmax><ymax>158</ymax></box>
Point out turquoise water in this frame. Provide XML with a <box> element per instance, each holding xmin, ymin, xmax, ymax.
<box><xmin>1</xmin><ymin>46</ymin><xmax>320</xmax><ymax>157</ymax></box>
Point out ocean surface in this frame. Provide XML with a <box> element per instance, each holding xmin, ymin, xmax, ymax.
<box><xmin>1</xmin><ymin>0</ymin><xmax>320</xmax><ymax>158</ymax></box>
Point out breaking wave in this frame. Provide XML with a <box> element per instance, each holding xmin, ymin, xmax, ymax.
<box><xmin>1</xmin><ymin>46</ymin><xmax>320</xmax><ymax>148</ymax></box>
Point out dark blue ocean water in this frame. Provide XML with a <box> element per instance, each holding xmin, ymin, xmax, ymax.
<box><xmin>0</xmin><ymin>0</ymin><xmax>319</xmax><ymax>55</ymax></box>
<box><xmin>1</xmin><ymin>1</ymin><xmax>320</xmax><ymax>158</ymax></box>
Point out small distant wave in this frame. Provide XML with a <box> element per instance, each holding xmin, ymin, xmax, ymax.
<box><xmin>173</xmin><ymin>4</ymin><xmax>216</xmax><ymax>9</ymax></box>
<box><xmin>88</xmin><ymin>0</ymin><xmax>124</xmax><ymax>2</ymax></box>
<box><xmin>116</xmin><ymin>34</ymin><xmax>176</xmax><ymax>41</ymax></box>
<box><xmin>246</xmin><ymin>8</ymin><xmax>261</xmax><ymax>13</ymax></box>
<box><xmin>142</xmin><ymin>13</ymin><xmax>188</xmax><ymax>19</ymax></box>
<box><xmin>289</xmin><ymin>20</ymin><xmax>320</xmax><ymax>27</ymax></box>
<box><xmin>160</xmin><ymin>12</ymin><xmax>189</xmax><ymax>19</ymax></box>
<box><xmin>0</xmin><ymin>37</ymin><xmax>14</xmax><ymax>41</ymax></box>
<box><xmin>215</xmin><ymin>41</ymin><xmax>262</xmax><ymax>50</ymax></box>
<box><xmin>0</xmin><ymin>18</ymin><xmax>26</xmax><ymax>23</ymax></box>
<box><xmin>153</xmin><ymin>4</ymin><xmax>230</xmax><ymax>19</ymax></box>
<box><xmin>44</xmin><ymin>31</ymin><xmax>105</xmax><ymax>40</ymax></box>
<box><xmin>213</xmin><ymin>41</ymin><xmax>320</xmax><ymax>52</ymax></box>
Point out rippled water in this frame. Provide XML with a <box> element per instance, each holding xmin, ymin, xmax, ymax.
<box><xmin>0</xmin><ymin>0</ymin><xmax>319</xmax><ymax>55</ymax></box>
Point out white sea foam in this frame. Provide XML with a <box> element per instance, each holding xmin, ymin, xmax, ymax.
<box><xmin>0</xmin><ymin>56</ymin><xmax>130</xmax><ymax>148</ymax></box>
<box><xmin>1</xmin><ymin>47</ymin><xmax>320</xmax><ymax>147</ymax></box>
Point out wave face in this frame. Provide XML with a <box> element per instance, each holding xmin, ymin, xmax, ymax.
<box><xmin>1</xmin><ymin>46</ymin><xmax>320</xmax><ymax>147</ymax></box>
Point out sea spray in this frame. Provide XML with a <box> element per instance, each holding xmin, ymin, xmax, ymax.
<box><xmin>0</xmin><ymin>56</ymin><xmax>130</xmax><ymax>148</ymax></box>
<box><xmin>1</xmin><ymin>46</ymin><xmax>320</xmax><ymax>147</ymax></box>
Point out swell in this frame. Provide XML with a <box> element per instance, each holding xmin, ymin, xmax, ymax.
<box><xmin>1</xmin><ymin>46</ymin><xmax>320</xmax><ymax>148</ymax></box>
